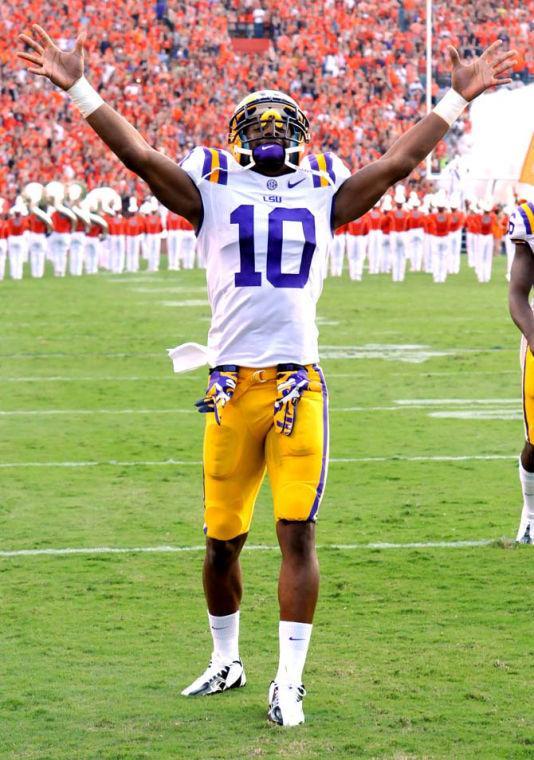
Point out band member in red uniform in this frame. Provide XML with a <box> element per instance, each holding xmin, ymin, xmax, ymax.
<box><xmin>448</xmin><ymin>195</ymin><xmax>465</xmax><ymax>275</ymax></box>
<box><xmin>408</xmin><ymin>192</ymin><xmax>426</xmax><ymax>272</ymax></box>
<box><xmin>7</xmin><ymin>197</ymin><xmax>30</xmax><ymax>280</ymax></box>
<box><xmin>124</xmin><ymin>197</ymin><xmax>144</xmax><ymax>272</ymax></box>
<box><xmin>330</xmin><ymin>223</ymin><xmax>348</xmax><ymax>277</ymax></box>
<box><xmin>477</xmin><ymin>202</ymin><xmax>497</xmax><ymax>283</ymax></box>
<box><xmin>429</xmin><ymin>194</ymin><xmax>451</xmax><ymax>283</ymax></box>
<box><xmin>380</xmin><ymin>196</ymin><xmax>393</xmax><ymax>274</ymax></box>
<box><xmin>346</xmin><ymin>214</ymin><xmax>369</xmax><ymax>281</ymax></box>
<box><xmin>366</xmin><ymin>202</ymin><xmax>383</xmax><ymax>275</ymax></box>
<box><xmin>390</xmin><ymin>186</ymin><xmax>410</xmax><ymax>282</ymax></box>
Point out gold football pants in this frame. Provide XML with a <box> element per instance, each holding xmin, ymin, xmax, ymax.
<box><xmin>202</xmin><ymin>364</ymin><xmax>328</xmax><ymax>541</ymax></box>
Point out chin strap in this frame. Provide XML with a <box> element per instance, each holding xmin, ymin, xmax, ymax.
<box><xmin>214</xmin><ymin>144</ymin><xmax>335</xmax><ymax>187</ymax></box>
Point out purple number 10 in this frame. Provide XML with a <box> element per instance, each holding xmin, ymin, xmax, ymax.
<box><xmin>230</xmin><ymin>205</ymin><xmax>316</xmax><ymax>289</ymax></box>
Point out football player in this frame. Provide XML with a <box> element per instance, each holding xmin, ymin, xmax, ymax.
<box><xmin>508</xmin><ymin>200</ymin><xmax>534</xmax><ymax>544</ymax></box>
<box><xmin>17</xmin><ymin>25</ymin><xmax>517</xmax><ymax>726</ymax></box>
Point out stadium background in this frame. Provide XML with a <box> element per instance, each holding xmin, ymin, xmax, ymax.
<box><xmin>1</xmin><ymin>2</ymin><xmax>533</xmax><ymax>758</ymax></box>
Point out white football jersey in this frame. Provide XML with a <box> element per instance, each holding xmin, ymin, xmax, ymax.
<box><xmin>181</xmin><ymin>146</ymin><xmax>350</xmax><ymax>367</ymax></box>
<box><xmin>508</xmin><ymin>201</ymin><xmax>534</xmax><ymax>253</ymax></box>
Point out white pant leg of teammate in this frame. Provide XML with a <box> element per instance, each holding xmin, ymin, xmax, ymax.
<box><xmin>167</xmin><ymin>230</ymin><xmax>181</xmax><ymax>270</ymax></box>
<box><xmin>8</xmin><ymin>237</ymin><xmax>25</xmax><ymax>279</ymax></box>
<box><xmin>390</xmin><ymin>231</ymin><xmax>406</xmax><ymax>282</ymax></box>
<box><xmin>147</xmin><ymin>233</ymin><xmax>161</xmax><ymax>272</ymax></box>
<box><xmin>69</xmin><ymin>231</ymin><xmax>85</xmax><ymax>276</ymax></box>
<box><xmin>0</xmin><ymin>239</ymin><xmax>7</xmax><ymax>280</ymax></box>
<box><xmin>367</xmin><ymin>229</ymin><xmax>381</xmax><ymax>274</ymax></box>
<box><xmin>125</xmin><ymin>236</ymin><xmax>141</xmax><ymax>272</ymax></box>
<box><xmin>476</xmin><ymin>234</ymin><xmax>494</xmax><ymax>283</ymax></box>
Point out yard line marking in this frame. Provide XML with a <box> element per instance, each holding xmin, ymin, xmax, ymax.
<box><xmin>0</xmin><ymin>402</ymin><xmax>520</xmax><ymax>416</ymax></box>
<box><xmin>0</xmin><ymin>408</ymin><xmax>195</xmax><ymax>416</ymax></box>
<box><xmin>0</xmin><ymin>454</ymin><xmax>517</xmax><ymax>469</ymax></box>
<box><xmin>0</xmin><ymin>376</ymin><xmax>201</xmax><ymax>383</ymax></box>
<box><xmin>395</xmin><ymin>398</ymin><xmax>520</xmax><ymax>406</ymax></box>
<box><xmin>0</xmin><ymin>539</ymin><xmax>497</xmax><ymax>558</ymax></box>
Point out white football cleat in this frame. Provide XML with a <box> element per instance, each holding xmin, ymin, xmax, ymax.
<box><xmin>181</xmin><ymin>658</ymin><xmax>246</xmax><ymax>697</ymax></box>
<box><xmin>267</xmin><ymin>680</ymin><xmax>306</xmax><ymax>726</ymax></box>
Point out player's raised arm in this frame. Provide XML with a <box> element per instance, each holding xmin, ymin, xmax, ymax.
<box><xmin>17</xmin><ymin>25</ymin><xmax>202</xmax><ymax>229</ymax></box>
<box><xmin>333</xmin><ymin>41</ymin><xmax>518</xmax><ymax>227</ymax></box>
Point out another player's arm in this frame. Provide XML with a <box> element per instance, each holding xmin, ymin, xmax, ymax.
<box><xmin>333</xmin><ymin>42</ymin><xmax>517</xmax><ymax>227</ymax></box>
<box><xmin>509</xmin><ymin>243</ymin><xmax>534</xmax><ymax>351</ymax></box>
<box><xmin>17</xmin><ymin>25</ymin><xmax>202</xmax><ymax>229</ymax></box>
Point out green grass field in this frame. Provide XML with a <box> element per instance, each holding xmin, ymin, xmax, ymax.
<box><xmin>1</xmin><ymin>257</ymin><xmax>532</xmax><ymax>760</ymax></box>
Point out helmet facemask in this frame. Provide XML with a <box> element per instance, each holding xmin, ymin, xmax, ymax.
<box><xmin>228</xmin><ymin>92</ymin><xmax>310</xmax><ymax>174</ymax></box>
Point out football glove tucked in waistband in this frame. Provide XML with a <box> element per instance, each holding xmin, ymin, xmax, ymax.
<box><xmin>195</xmin><ymin>366</ymin><xmax>239</xmax><ymax>425</ymax></box>
<box><xmin>274</xmin><ymin>365</ymin><xmax>309</xmax><ymax>436</ymax></box>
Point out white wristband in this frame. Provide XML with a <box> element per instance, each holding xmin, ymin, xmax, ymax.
<box><xmin>67</xmin><ymin>76</ymin><xmax>104</xmax><ymax>118</ymax></box>
<box><xmin>432</xmin><ymin>88</ymin><xmax>468</xmax><ymax>127</ymax></box>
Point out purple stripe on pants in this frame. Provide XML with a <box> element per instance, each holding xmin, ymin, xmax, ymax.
<box><xmin>308</xmin><ymin>364</ymin><xmax>329</xmax><ymax>521</ymax></box>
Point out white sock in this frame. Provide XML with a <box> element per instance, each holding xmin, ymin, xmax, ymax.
<box><xmin>275</xmin><ymin>621</ymin><xmax>313</xmax><ymax>686</ymax></box>
<box><xmin>517</xmin><ymin>461</ymin><xmax>534</xmax><ymax>539</ymax></box>
<box><xmin>208</xmin><ymin>611</ymin><xmax>240</xmax><ymax>663</ymax></box>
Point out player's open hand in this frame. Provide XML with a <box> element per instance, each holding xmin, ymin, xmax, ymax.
<box><xmin>17</xmin><ymin>24</ymin><xmax>85</xmax><ymax>91</ymax></box>
<box><xmin>448</xmin><ymin>40</ymin><xmax>518</xmax><ymax>102</ymax></box>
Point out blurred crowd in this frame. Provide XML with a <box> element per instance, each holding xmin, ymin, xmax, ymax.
<box><xmin>1</xmin><ymin>0</ymin><xmax>532</xmax><ymax>199</ymax></box>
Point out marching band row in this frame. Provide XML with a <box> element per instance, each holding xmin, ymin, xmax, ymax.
<box><xmin>0</xmin><ymin>183</ymin><xmax>514</xmax><ymax>283</ymax></box>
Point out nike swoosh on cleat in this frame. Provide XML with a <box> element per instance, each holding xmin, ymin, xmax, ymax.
<box><xmin>288</xmin><ymin>178</ymin><xmax>305</xmax><ymax>188</ymax></box>
<box><xmin>288</xmin><ymin>636</ymin><xmax>306</xmax><ymax>641</ymax></box>
<box><xmin>211</xmin><ymin>625</ymin><xmax>231</xmax><ymax>630</ymax></box>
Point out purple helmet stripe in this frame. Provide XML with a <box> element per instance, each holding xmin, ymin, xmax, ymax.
<box><xmin>308</xmin><ymin>155</ymin><xmax>322</xmax><ymax>188</ymax></box>
<box><xmin>308</xmin><ymin>365</ymin><xmax>329</xmax><ymax>521</ymax></box>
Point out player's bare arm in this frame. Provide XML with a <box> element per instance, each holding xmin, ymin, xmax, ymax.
<box><xmin>509</xmin><ymin>243</ymin><xmax>534</xmax><ymax>351</ymax></box>
<box><xmin>333</xmin><ymin>41</ymin><xmax>518</xmax><ymax>227</ymax></box>
<box><xmin>17</xmin><ymin>25</ymin><xmax>202</xmax><ymax>228</ymax></box>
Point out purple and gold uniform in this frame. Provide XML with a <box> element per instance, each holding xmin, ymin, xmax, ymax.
<box><xmin>509</xmin><ymin>201</ymin><xmax>534</xmax><ymax>442</ymax></box>
<box><xmin>178</xmin><ymin>133</ymin><xmax>350</xmax><ymax>541</ymax></box>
